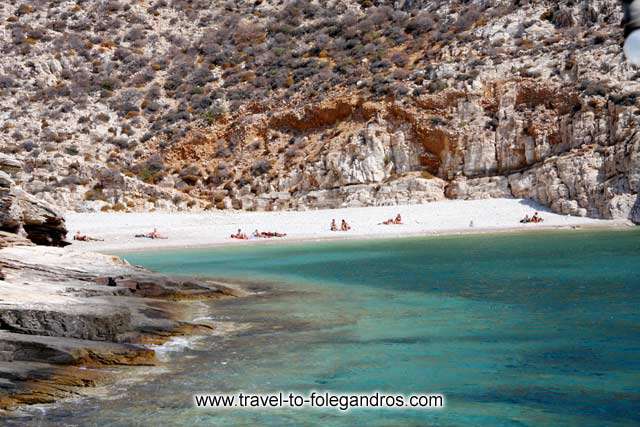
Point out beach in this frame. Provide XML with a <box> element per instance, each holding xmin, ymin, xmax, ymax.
<box><xmin>2</xmin><ymin>199</ymin><xmax>637</xmax><ymax>420</ymax></box>
<box><xmin>33</xmin><ymin>228</ymin><xmax>640</xmax><ymax>426</ymax></box>
<box><xmin>65</xmin><ymin>198</ymin><xmax>630</xmax><ymax>253</ymax></box>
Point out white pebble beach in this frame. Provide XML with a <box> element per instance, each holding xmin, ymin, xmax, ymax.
<box><xmin>65</xmin><ymin>198</ymin><xmax>630</xmax><ymax>253</ymax></box>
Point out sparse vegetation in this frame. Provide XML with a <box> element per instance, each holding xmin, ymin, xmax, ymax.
<box><xmin>0</xmin><ymin>0</ymin><xmax>631</xmax><ymax>213</ymax></box>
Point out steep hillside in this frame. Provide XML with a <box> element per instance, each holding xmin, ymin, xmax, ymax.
<box><xmin>0</xmin><ymin>0</ymin><xmax>638</xmax><ymax>222</ymax></box>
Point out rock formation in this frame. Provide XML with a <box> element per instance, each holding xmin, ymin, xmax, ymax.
<box><xmin>632</xmin><ymin>194</ymin><xmax>640</xmax><ymax>224</ymax></box>
<box><xmin>161</xmin><ymin>92</ymin><xmax>638</xmax><ymax>222</ymax></box>
<box><xmin>0</xmin><ymin>155</ymin><xmax>68</xmax><ymax>246</ymax></box>
<box><xmin>0</xmin><ymin>0</ymin><xmax>637</xmax><ymax>222</ymax></box>
<box><xmin>0</xmin><ymin>245</ymin><xmax>240</xmax><ymax>410</ymax></box>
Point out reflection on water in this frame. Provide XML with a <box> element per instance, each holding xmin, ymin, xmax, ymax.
<box><xmin>12</xmin><ymin>230</ymin><xmax>640</xmax><ymax>426</ymax></box>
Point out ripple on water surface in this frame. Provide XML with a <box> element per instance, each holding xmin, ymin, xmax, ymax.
<box><xmin>16</xmin><ymin>229</ymin><xmax>640</xmax><ymax>427</ymax></box>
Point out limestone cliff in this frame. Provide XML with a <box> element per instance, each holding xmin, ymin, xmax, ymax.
<box><xmin>0</xmin><ymin>155</ymin><xmax>68</xmax><ymax>246</ymax></box>
<box><xmin>0</xmin><ymin>0</ymin><xmax>638</xmax><ymax>222</ymax></box>
<box><xmin>162</xmin><ymin>92</ymin><xmax>639</xmax><ymax>223</ymax></box>
<box><xmin>0</xmin><ymin>245</ymin><xmax>240</xmax><ymax>409</ymax></box>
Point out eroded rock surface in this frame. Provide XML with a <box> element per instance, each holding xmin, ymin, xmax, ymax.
<box><xmin>0</xmin><ymin>156</ymin><xmax>68</xmax><ymax>246</ymax></box>
<box><xmin>631</xmin><ymin>195</ymin><xmax>640</xmax><ymax>225</ymax></box>
<box><xmin>0</xmin><ymin>306</ymin><xmax>131</xmax><ymax>342</ymax></box>
<box><xmin>0</xmin><ymin>245</ymin><xmax>239</xmax><ymax>410</ymax></box>
<box><xmin>0</xmin><ymin>1</ymin><xmax>636</xmax><ymax>223</ymax></box>
<box><xmin>178</xmin><ymin>93</ymin><xmax>637</xmax><ymax>222</ymax></box>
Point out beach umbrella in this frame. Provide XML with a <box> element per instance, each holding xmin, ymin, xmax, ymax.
<box><xmin>623</xmin><ymin>0</ymin><xmax>640</xmax><ymax>64</ymax></box>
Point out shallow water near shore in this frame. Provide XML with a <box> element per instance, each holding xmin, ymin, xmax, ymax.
<box><xmin>15</xmin><ymin>229</ymin><xmax>640</xmax><ymax>426</ymax></box>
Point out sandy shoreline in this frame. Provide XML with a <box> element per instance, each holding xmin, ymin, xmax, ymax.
<box><xmin>0</xmin><ymin>199</ymin><xmax>634</xmax><ymax>414</ymax></box>
<box><xmin>65</xmin><ymin>198</ymin><xmax>634</xmax><ymax>253</ymax></box>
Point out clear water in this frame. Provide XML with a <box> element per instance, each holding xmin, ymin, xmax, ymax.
<box><xmin>17</xmin><ymin>230</ymin><xmax>640</xmax><ymax>426</ymax></box>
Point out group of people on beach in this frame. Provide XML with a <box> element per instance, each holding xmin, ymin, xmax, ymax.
<box><xmin>74</xmin><ymin>227</ymin><xmax>168</xmax><ymax>242</ymax></box>
<box><xmin>75</xmin><ymin>229</ymin><xmax>167</xmax><ymax>242</ymax></box>
<box><xmin>229</xmin><ymin>229</ymin><xmax>287</xmax><ymax>240</ymax></box>
<box><xmin>520</xmin><ymin>212</ymin><xmax>544</xmax><ymax>224</ymax></box>
<box><xmin>74</xmin><ymin>212</ymin><xmax>410</xmax><ymax>244</ymax></box>
<box><xmin>330</xmin><ymin>219</ymin><xmax>351</xmax><ymax>232</ymax></box>
<box><xmin>230</xmin><ymin>229</ymin><xmax>249</xmax><ymax>240</ymax></box>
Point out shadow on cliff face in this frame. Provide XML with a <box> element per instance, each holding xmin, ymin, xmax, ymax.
<box><xmin>1</xmin><ymin>155</ymin><xmax>69</xmax><ymax>247</ymax></box>
<box><xmin>631</xmin><ymin>194</ymin><xmax>640</xmax><ymax>225</ymax></box>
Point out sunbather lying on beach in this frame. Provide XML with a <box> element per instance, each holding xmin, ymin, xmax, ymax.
<box><xmin>253</xmin><ymin>230</ymin><xmax>287</xmax><ymax>238</ymax></box>
<box><xmin>73</xmin><ymin>231</ymin><xmax>104</xmax><ymax>242</ymax></box>
<box><xmin>134</xmin><ymin>228</ymin><xmax>168</xmax><ymax>239</ymax></box>
<box><xmin>231</xmin><ymin>229</ymin><xmax>249</xmax><ymax>240</ymax></box>
<box><xmin>382</xmin><ymin>214</ymin><xmax>403</xmax><ymax>225</ymax></box>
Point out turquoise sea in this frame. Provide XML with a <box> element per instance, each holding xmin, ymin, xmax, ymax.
<box><xmin>18</xmin><ymin>229</ymin><xmax>640</xmax><ymax>426</ymax></box>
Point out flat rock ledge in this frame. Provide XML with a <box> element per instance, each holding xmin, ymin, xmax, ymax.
<box><xmin>0</xmin><ymin>236</ymin><xmax>240</xmax><ymax>411</ymax></box>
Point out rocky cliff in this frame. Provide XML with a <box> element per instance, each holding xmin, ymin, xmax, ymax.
<box><xmin>0</xmin><ymin>155</ymin><xmax>68</xmax><ymax>246</ymax></box>
<box><xmin>0</xmin><ymin>0</ymin><xmax>638</xmax><ymax>222</ymax></box>
<box><xmin>0</xmin><ymin>244</ymin><xmax>240</xmax><ymax>410</ymax></box>
<box><xmin>163</xmin><ymin>93</ymin><xmax>639</xmax><ymax>222</ymax></box>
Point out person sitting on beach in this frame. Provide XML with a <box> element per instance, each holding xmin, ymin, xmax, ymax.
<box><xmin>73</xmin><ymin>231</ymin><xmax>104</xmax><ymax>242</ymax></box>
<box><xmin>331</xmin><ymin>219</ymin><xmax>338</xmax><ymax>232</ymax></box>
<box><xmin>520</xmin><ymin>214</ymin><xmax>531</xmax><ymax>224</ymax></box>
<box><xmin>135</xmin><ymin>228</ymin><xmax>167</xmax><ymax>239</ymax></box>
<box><xmin>231</xmin><ymin>229</ymin><xmax>248</xmax><ymax>240</ymax></box>
<box><xmin>382</xmin><ymin>214</ymin><xmax>403</xmax><ymax>225</ymax></box>
<box><xmin>148</xmin><ymin>228</ymin><xmax>167</xmax><ymax>239</ymax></box>
<box><xmin>341</xmin><ymin>219</ymin><xmax>351</xmax><ymax>231</ymax></box>
<box><xmin>253</xmin><ymin>229</ymin><xmax>261</xmax><ymax>238</ymax></box>
<box><xmin>531</xmin><ymin>212</ymin><xmax>544</xmax><ymax>223</ymax></box>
